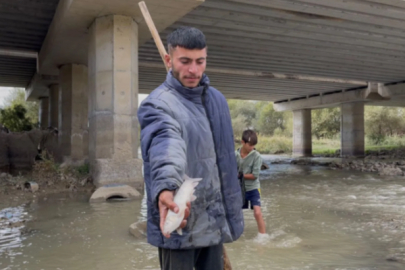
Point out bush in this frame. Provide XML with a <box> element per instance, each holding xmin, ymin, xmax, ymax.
<box><xmin>0</xmin><ymin>88</ymin><xmax>39</xmax><ymax>131</ymax></box>
<box><xmin>0</xmin><ymin>104</ymin><xmax>34</xmax><ymax>132</ymax></box>
<box><xmin>365</xmin><ymin>135</ymin><xmax>405</xmax><ymax>149</ymax></box>
<box><xmin>76</xmin><ymin>163</ymin><xmax>90</xmax><ymax>176</ymax></box>
<box><xmin>255</xmin><ymin>136</ymin><xmax>292</xmax><ymax>154</ymax></box>
<box><xmin>365</xmin><ymin>106</ymin><xmax>404</xmax><ymax>144</ymax></box>
<box><xmin>31</xmin><ymin>152</ymin><xmax>60</xmax><ymax>183</ymax></box>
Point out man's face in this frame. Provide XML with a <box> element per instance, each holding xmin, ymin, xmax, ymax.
<box><xmin>165</xmin><ymin>46</ymin><xmax>207</xmax><ymax>88</ymax></box>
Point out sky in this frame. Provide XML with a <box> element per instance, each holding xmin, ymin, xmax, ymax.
<box><xmin>138</xmin><ymin>94</ymin><xmax>147</xmax><ymax>105</ymax></box>
<box><xmin>0</xmin><ymin>87</ymin><xmax>13</xmax><ymax>107</ymax></box>
<box><xmin>0</xmin><ymin>87</ymin><xmax>148</xmax><ymax>107</ymax></box>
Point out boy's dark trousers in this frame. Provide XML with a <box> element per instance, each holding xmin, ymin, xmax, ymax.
<box><xmin>158</xmin><ymin>244</ymin><xmax>223</xmax><ymax>270</ymax></box>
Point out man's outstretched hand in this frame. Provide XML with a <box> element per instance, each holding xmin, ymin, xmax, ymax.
<box><xmin>158</xmin><ymin>190</ymin><xmax>191</xmax><ymax>238</ymax></box>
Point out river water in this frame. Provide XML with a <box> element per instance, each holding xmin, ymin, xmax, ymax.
<box><xmin>1</xmin><ymin>156</ymin><xmax>405</xmax><ymax>269</ymax></box>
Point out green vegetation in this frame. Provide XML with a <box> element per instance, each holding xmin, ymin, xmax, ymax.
<box><xmin>228</xmin><ymin>99</ymin><xmax>405</xmax><ymax>155</ymax></box>
<box><xmin>0</xmin><ymin>88</ymin><xmax>39</xmax><ymax>131</ymax></box>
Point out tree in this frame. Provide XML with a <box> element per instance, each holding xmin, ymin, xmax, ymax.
<box><xmin>0</xmin><ymin>104</ymin><xmax>34</xmax><ymax>131</ymax></box>
<box><xmin>365</xmin><ymin>106</ymin><xmax>405</xmax><ymax>144</ymax></box>
<box><xmin>255</xmin><ymin>102</ymin><xmax>288</xmax><ymax>136</ymax></box>
<box><xmin>0</xmin><ymin>88</ymin><xmax>38</xmax><ymax>131</ymax></box>
<box><xmin>232</xmin><ymin>114</ymin><xmax>248</xmax><ymax>141</ymax></box>
<box><xmin>312</xmin><ymin>107</ymin><xmax>340</xmax><ymax>139</ymax></box>
<box><xmin>228</xmin><ymin>100</ymin><xmax>257</xmax><ymax>128</ymax></box>
<box><xmin>227</xmin><ymin>99</ymin><xmax>258</xmax><ymax>137</ymax></box>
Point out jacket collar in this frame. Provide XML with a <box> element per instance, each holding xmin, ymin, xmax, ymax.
<box><xmin>164</xmin><ymin>71</ymin><xmax>210</xmax><ymax>100</ymax></box>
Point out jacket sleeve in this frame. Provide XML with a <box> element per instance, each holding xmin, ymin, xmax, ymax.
<box><xmin>137</xmin><ymin>98</ymin><xmax>187</xmax><ymax>206</ymax></box>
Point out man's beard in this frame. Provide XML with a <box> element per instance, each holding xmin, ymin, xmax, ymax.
<box><xmin>172</xmin><ymin>66</ymin><xmax>200</xmax><ymax>88</ymax></box>
<box><xmin>171</xmin><ymin>67</ymin><xmax>181</xmax><ymax>84</ymax></box>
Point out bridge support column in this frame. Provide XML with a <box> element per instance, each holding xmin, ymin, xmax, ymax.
<box><xmin>39</xmin><ymin>97</ymin><xmax>49</xmax><ymax>129</ymax></box>
<box><xmin>48</xmin><ymin>84</ymin><xmax>59</xmax><ymax>129</ymax></box>
<box><xmin>88</xmin><ymin>15</ymin><xmax>143</xmax><ymax>190</ymax></box>
<box><xmin>59</xmin><ymin>64</ymin><xmax>89</xmax><ymax>163</ymax></box>
<box><xmin>341</xmin><ymin>103</ymin><xmax>364</xmax><ymax>157</ymax></box>
<box><xmin>293</xmin><ymin>109</ymin><xmax>312</xmax><ymax>157</ymax></box>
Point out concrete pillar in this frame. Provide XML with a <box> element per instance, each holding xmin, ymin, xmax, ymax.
<box><xmin>39</xmin><ymin>97</ymin><xmax>49</xmax><ymax>129</ymax></box>
<box><xmin>293</xmin><ymin>109</ymin><xmax>312</xmax><ymax>157</ymax></box>
<box><xmin>88</xmin><ymin>15</ymin><xmax>143</xmax><ymax>189</ymax></box>
<box><xmin>48</xmin><ymin>84</ymin><xmax>59</xmax><ymax>128</ymax></box>
<box><xmin>341</xmin><ymin>103</ymin><xmax>364</xmax><ymax>157</ymax></box>
<box><xmin>59</xmin><ymin>64</ymin><xmax>89</xmax><ymax>162</ymax></box>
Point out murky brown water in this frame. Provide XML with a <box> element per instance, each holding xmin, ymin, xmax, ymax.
<box><xmin>2</xmin><ymin>157</ymin><xmax>405</xmax><ymax>269</ymax></box>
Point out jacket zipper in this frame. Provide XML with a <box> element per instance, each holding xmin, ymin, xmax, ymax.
<box><xmin>201</xmin><ymin>86</ymin><xmax>235</xmax><ymax>239</ymax></box>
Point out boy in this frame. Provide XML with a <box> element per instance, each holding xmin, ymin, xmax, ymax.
<box><xmin>235</xmin><ymin>130</ymin><xmax>267</xmax><ymax>236</ymax></box>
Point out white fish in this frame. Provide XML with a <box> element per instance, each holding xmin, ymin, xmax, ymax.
<box><xmin>162</xmin><ymin>175</ymin><xmax>202</xmax><ymax>236</ymax></box>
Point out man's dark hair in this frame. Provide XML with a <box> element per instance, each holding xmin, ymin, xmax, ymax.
<box><xmin>167</xmin><ymin>26</ymin><xmax>206</xmax><ymax>53</ymax></box>
<box><xmin>242</xmin><ymin>130</ymin><xmax>258</xmax><ymax>146</ymax></box>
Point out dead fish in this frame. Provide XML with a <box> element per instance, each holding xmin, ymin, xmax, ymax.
<box><xmin>162</xmin><ymin>175</ymin><xmax>202</xmax><ymax>236</ymax></box>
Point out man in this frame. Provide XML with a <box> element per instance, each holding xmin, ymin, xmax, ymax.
<box><xmin>138</xmin><ymin>27</ymin><xmax>244</xmax><ymax>270</ymax></box>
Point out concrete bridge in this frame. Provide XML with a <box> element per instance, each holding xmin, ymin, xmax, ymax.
<box><xmin>1</xmin><ymin>0</ymin><xmax>405</xmax><ymax>188</ymax></box>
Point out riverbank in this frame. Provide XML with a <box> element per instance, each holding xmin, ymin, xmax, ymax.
<box><xmin>0</xmin><ymin>165</ymin><xmax>95</xmax><ymax>232</ymax></box>
<box><xmin>0</xmin><ymin>159</ymin><xmax>95</xmax><ymax>209</ymax></box>
<box><xmin>253</xmin><ymin>136</ymin><xmax>405</xmax><ymax>156</ymax></box>
<box><xmin>266</xmin><ymin>149</ymin><xmax>405</xmax><ymax>177</ymax></box>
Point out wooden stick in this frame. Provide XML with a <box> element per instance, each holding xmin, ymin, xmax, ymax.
<box><xmin>138</xmin><ymin>1</ymin><xmax>169</xmax><ymax>72</ymax></box>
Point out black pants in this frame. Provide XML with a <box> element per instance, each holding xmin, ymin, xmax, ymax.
<box><xmin>158</xmin><ymin>244</ymin><xmax>223</xmax><ymax>270</ymax></box>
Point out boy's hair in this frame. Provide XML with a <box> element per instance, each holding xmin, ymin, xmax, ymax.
<box><xmin>242</xmin><ymin>130</ymin><xmax>258</xmax><ymax>145</ymax></box>
<box><xmin>167</xmin><ymin>26</ymin><xmax>206</xmax><ymax>53</ymax></box>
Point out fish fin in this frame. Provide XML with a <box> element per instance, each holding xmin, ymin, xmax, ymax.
<box><xmin>184</xmin><ymin>175</ymin><xmax>203</xmax><ymax>190</ymax></box>
<box><xmin>184</xmin><ymin>174</ymin><xmax>202</xmax><ymax>183</ymax></box>
<box><xmin>192</xmin><ymin>182</ymin><xmax>199</xmax><ymax>188</ymax></box>
<box><xmin>177</xmin><ymin>228</ymin><xmax>183</xmax><ymax>235</ymax></box>
<box><xmin>191</xmin><ymin>195</ymin><xmax>197</xmax><ymax>201</ymax></box>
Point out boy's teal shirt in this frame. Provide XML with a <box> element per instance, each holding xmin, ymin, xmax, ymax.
<box><xmin>235</xmin><ymin>148</ymin><xmax>262</xmax><ymax>192</ymax></box>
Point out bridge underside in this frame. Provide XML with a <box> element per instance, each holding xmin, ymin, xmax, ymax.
<box><xmin>139</xmin><ymin>0</ymin><xmax>405</xmax><ymax>105</ymax></box>
<box><xmin>1</xmin><ymin>0</ymin><xmax>405</xmax><ymax>182</ymax></box>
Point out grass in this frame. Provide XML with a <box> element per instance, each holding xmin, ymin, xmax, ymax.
<box><xmin>31</xmin><ymin>151</ymin><xmax>90</xmax><ymax>182</ymax></box>
<box><xmin>244</xmin><ymin>135</ymin><xmax>405</xmax><ymax>155</ymax></box>
<box><xmin>75</xmin><ymin>163</ymin><xmax>90</xmax><ymax>176</ymax></box>
<box><xmin>313</xmin><ymin>138</ymin><xmax>340</xmax><ymax>155</ymax></box>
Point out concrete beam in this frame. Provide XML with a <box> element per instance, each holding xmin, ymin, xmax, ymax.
<box><xmin>232</xmin><ymin>0</ymin><xmax>405</xmax><ymax>31</ymax></box>
<box><xmin>273</xmin><ymin>82</ymin><xmax>398</xmax><ymax>112</ymax></box>
<box><xmin>25</xmin><ymin>73</ymin><xmax>58</xmax><ymax>101</ymax></box>
<box><xmin>25</xmin><ymin>0</ymin><xmax>202</xmax><ymax>100</ymax></box>
<box><xmin>48</xmin><ymin>84</ymin><xmax>59</xmax><ymax>128</ymax></box>
<box><xmin>292</xmin><ymin>109</ymin><xmax>312</xmax><ymax>157</ymax></box>
<box><xmin>88</xmin><ymin>15</ymin><xmax>142</xmax><ymax>189</ymax></box>
<box><xmin>59</xmin><ymin>64</ymin><xmax>89</xmax><ymax>162</ymax></box>
<box><xmin>0</xmin><ymin>48</ymin><xmax>38</xmax><ymax>59</ymax></box>
<box><xmin>341</xmin><ymin>102</ymin><xmax>365</xmax><ymax>157</ymax></box>
<box><xmin>37</xmin><ymin>0</ymin><xmax>203</xmax><ymax>76</ymax></box>
<box><xmin>139</xmin><ymin>62</ymin><xmax>367</xmax><ymax>85</ymax></box>
<box><xmin>39</xmin><ymin>97</ymin><xmax>49</xmax><ymax>129</ymax></box>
